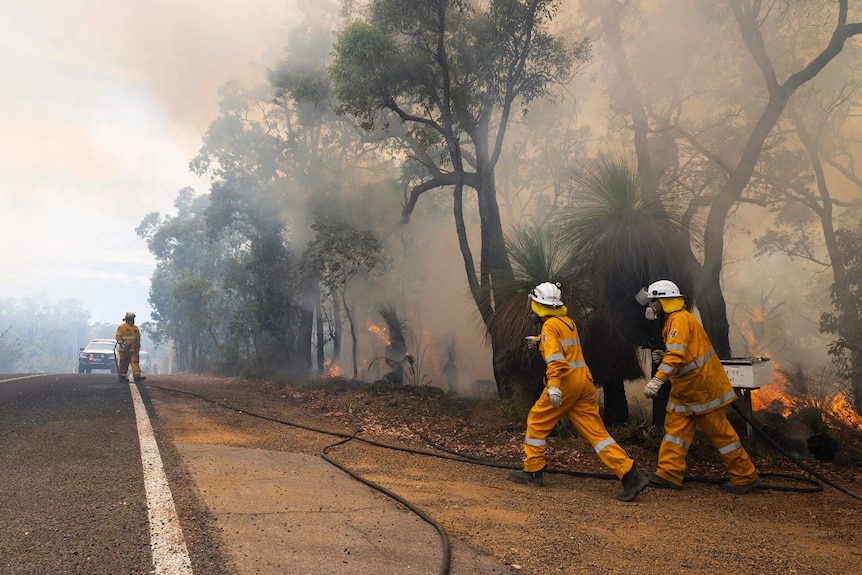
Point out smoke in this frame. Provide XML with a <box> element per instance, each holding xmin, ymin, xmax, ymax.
<box><xmin>0</xmin><ymin>0</ymin><xmax>302</xmax><ymax>323</ymax></box>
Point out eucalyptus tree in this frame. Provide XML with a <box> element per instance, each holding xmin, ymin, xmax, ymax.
<box><xmin>688</xmin><ymin>0</ymin><xmax>862</xmax><ymax>358</ymax></box>
<box><xmin>584</xmin><ymin>0</ymin><xmax>862</xmax><ymax>362</ymax></box>
<box><xmin>304</xmin><ymin>218</ymin><xmax>385</xmax><ymax>380</ymax></box>
<box><xmin>753</xmin><ymin>56</ymin><xmax>862</xmax><ymax>412</ymax></box>
<box><xmin>330</xmin><ymin>0</ymin><xmax>590</xmax><ymax>393</ymax></box>
<box><xmin>137</xmin><ymin>189</ymin><xmax>231</xmax><ymax>372</ymax></box>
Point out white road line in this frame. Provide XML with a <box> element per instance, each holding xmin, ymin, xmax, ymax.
<box><xmin>0</xmin><ymin>374</ymin><xmax>49</xmax><ymax>383</ymax></box>
<box><xmin>130</xmin><ymin>382</ymin><xmax>195</xmax><ymax>575</ymax></box>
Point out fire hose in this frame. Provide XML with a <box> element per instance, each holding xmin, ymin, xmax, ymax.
<box><xmin>113</xmin><ymin>342</ymin><xmax>120</xmax><ymax>376</ymax></box>
<box><xmin>138</xmin><ymin>383</ymin><xmax>862</xmax><ymax>574</ymax></box>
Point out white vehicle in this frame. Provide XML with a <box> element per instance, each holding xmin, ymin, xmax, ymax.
<box><xmin>139</xmin><ymin>350</ymin><xmax>150</xmax><ymax>374</ymax></box>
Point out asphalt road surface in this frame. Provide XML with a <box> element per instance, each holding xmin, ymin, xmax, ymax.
<box><xmin>0</xmin><ymin>373</ymin><xmax>502</xmax><ymax>575</ymax></box>
<box><xmin>0</xmin><ymin>373</ymin><xmax>231</xmax><ymax>575</ymax></box>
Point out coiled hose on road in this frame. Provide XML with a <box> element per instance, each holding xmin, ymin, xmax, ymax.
<box><xmin>141</xmin><ymin>383</ymin><xmax>862</xmax><ymax>575</ymax></box>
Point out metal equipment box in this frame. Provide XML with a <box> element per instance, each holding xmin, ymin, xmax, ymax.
<box><xmin>720</xmin><ymin>357</ymin><xmax>774</xmax><ymax>389</ymax></box>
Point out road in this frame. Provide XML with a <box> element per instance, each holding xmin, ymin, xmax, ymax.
<box><xmin>1</xmin><ymin>373</ymin><xmax>153</xmax><ymax>573</ymax></box>
<box><xmin>0</xmin><ymin>373</ymin><xmax>230</xmax><ymax>575</ymax></box>
<box><xmin>0</xmin><ymin>373</ymin><xmax>504</xmax><ymax>575</ymax></box>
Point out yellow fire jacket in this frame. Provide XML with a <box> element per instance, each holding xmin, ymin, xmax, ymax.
<box><xmin>539</xmin><ymin>316</ymin><xmax>592</xmax><ymax>388</ymax></box>
<box><xmin>655</xmin><ymin>307</ymin><xmax>736</xmax><ymax>415</ymax></box>
<box><xmin>115</xmin><ymin>322</ymin><xmax>142</xmax><ymax>353</ymax></box>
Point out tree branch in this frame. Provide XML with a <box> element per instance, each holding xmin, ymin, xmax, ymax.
<box><xmin>401</xmin><ymin>172</ymin><xmax>478</xmax><ymax>223</ymax></box>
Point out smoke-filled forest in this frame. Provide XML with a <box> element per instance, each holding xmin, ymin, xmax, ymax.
<box><xmin>4</xmin><ymin>1</ymin><xmax>862</xmax><ymax>427</ymax></box>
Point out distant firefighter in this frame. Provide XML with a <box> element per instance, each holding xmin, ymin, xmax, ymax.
<box><xmin>115</xmin><ymin>311</ymin><xmax>146</xmax><ymax>383</ymax></box>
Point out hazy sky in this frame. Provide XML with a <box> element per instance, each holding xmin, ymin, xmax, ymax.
<box><xmin>0</xmin><ymin>0</ymin><xmax>298</xmax><ymax>323</ymax></box>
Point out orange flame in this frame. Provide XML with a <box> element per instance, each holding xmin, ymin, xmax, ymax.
<box><xmin>323</xmin><ymin>359</ymin><xmax>341</xmax><ymax>378</ymax></box>
<box><xmin>751</xmin><ymin>371</ymin><xmax>791</xmax><ymax>415</ymax></box>
<box><xmin>824</xmin><ymin>392</ymin><xmax>862</xmax><ymax>432</ymax></box>
<box><xmin>367</xmin><ymin>323</ymin><xmax>391</xmax><ymax>346</ymax></box>
<box><xmin>737</xmin><ymin>307</ymin><xmax>862</xmax><ymax>430</ymax></box>
<box><xmin>736</xmin><ymin>319</ymin><xmax>765</xmax><ymax>357</ymax></box>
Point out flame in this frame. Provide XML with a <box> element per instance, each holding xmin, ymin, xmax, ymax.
<box><xmin>751</xmin><ymin>370</ymin><xmax>862</xmax><ymax>431</ymax></box>
<box><xmin>367</xmin><ymin>323</ymin><xmax>390</xmax><ymax>346</ymax></box>
<box><xmin>737</xmin><ymin>309</ymin><xmax>862</xmax><ymax>429</ymax></box>
<box><xmin>736</xmin><ymin>319</ymin><xmax>765</xmax><ymax>357</ymax></box>
<box><xmin>323</xmin><ymin>359</ymin><xmax>341</xmax><ymax>378</ymax></box>
<box><xmin>751</xmin><ymin>370</ymin><xmax>791</xmax><ymax>415</ymax></box>
<box><xmin>824</xmin><ymin>392</ymin><xmax>862</xmax><ymax>432</ymax></box>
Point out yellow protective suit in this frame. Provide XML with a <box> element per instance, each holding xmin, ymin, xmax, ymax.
<box><xmin>652</xmin><ymin>300</ymin><xmax>759</xmax><ymax>487</ymax></box>
<box><xmin>115</xmin><ymin>321</ymin><xmax>142</xmax><ymax>379</ymax></box>
<box><xmin>522</xmin><ymin>311</ymin><xmax>635</xmax><ymax>479</ymax></box>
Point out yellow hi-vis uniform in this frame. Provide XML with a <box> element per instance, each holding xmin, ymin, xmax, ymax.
<box><xmin>522</xmin><ymin>314</ymin><xmax>635</xmax><ymax>478</ymax></box>
<box><xmin>115</xmin><ymin>321</ymin><xmax>142</xmax><ymax>378</ymax></box>
<box><xmin>652</xmin><ymin>302</ymin><xmax>758</xmax><ymax>487</ymax></box>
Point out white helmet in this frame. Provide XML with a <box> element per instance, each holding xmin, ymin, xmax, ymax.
<box><xmin>646</xmin><ymin>279</ymin><xmax>682</xmax><ymax>299</ymax></box>
<box><xmin>529</xmin><ymin>282</ymin><xmax>564</xmax><ymax>307</ymax></box>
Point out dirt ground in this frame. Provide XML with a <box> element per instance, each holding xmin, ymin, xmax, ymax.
<box><xmin>147</xmin><ymin>375</ymin><xmax>862</xmax><ymax>575</ymax></box>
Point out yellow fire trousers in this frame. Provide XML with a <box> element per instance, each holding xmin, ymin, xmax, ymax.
<box><xmin>117</xmin><ymin>350</ymin><xmax>141</xmax><ymax>378</ymax></box>
<box><xmin>656</xmin><ymin>408</ymin><xmax>759</xmax><ymax>486</ymax></box>
<box><xmin>522</xmin><ymin>382</ymin><xmax>634</xmax><ymax>479</ymax></box>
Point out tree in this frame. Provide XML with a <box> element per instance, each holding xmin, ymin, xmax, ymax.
<box><xmin>754</xmin><ymin>65</ymin><xmax>862</xmax><ymax>412</ymax></box>
<box><xmin>693</xmin><ymin>0</ymin><xmax>862</xmax><ymax>357</ymax></box>
<box><xmin>586</xmin><ymin>0</ymin><xmax>862</xmax><ymax>362</ymax></box>
<box><xmin>138</xmin><ymin>189</ymin><xmax>235</xmax><ymax>372</ymax></box>
<box><xmin>305</xmin><ymin>218</ymin><xmax>385</xmax><ymax>380</ymax></box>
<box><xmin>330</xmin><ymin>0</ymin><xmax>590</xmax><ymax>395</ymax></box>
<box><xmin>557</xmin><ymin>153</ymin><xmax>695</xmax><ymax>425</ymax></box>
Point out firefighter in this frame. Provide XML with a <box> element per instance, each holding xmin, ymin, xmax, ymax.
<box><xmin>639</xmin><ymin>279</ymin><xmax>760</xmax><ymax>493</ymax></box>
<box><xmin>510</xmin><ymin>282</ymin><xmax>649</xmax><ymax>502</ymax></box>
<box><xmin>116</xmin><ymin>311</ymin><xmax>146</xmax><ymax>383</ymax></box>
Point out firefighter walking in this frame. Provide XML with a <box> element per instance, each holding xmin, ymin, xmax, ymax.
<box><xmin>116</xmin><ymin>311</ymin><xmax>146</xmax><ymax>383</ymax></box>
<box><xmin>639</xmin><ymin>280</ymin><xmax>760</xmax><ymax>493</ymax></box>
<box><xmin>510</xmin><ymin>282</ymin><xmax>649</xmax><ymax>502</ymax></box>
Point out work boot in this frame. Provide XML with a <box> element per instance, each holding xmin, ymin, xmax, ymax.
<box><xmin>647</xmin><ymin>472</ymin><xmax>683</xmax><ymax>491</ymax></box>
<box><xmin>615</xmin><ymin>466</ymin><xmax>649</xmax><ymax>502</ymax></box>
<box><xmin>509</xmin><ymin>469</ymin><xmax>543</xmax><ymax>487</ymax></box>
<box><xmin>118</xmin><ymin>375</ymin><xmax>127</xmax><ymax>383</ymax></box>
<box><xmin>133</xmin><ymin>375</ymin><xmax>146</xmax><ymax>383</ymax></box>
<box><xmin>722</xmin><ymin>478</ymin><xmax>762</xmax><ymax>494</ymax></box>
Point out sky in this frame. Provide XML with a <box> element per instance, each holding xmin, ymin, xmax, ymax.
<box><xmin>0</xmin><ymin>0</ymin><xmax>299</xmax><ymax>324</ymax></box>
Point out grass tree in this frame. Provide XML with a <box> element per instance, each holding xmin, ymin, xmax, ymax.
<box><xmin>553</xmin><ymin>152</ymin><xmax>696</xmax><ymax>425</ymax></box>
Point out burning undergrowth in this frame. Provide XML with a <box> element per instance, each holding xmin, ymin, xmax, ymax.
<box><xmin>752</xmin><ymin>362</ymin><xmax>862</xmax><ymax>464</ymax></box>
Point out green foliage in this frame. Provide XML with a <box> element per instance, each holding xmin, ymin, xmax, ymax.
<box><xmin>306</xmin><ymin>218</ymin><xmax>386</xmax><ymax>293</ymax></box>
<box><xmin>0</xmin><ymin>326</ymin><xmax>21</xmax><ymax>371</ymax></box>
<box><xmin>330</xmin><ymin>0</ymin><xmax>590</xmax><ymax>332</ymax></box>
<box><xmin>556</xmin><ymin>152</ymin><xmax>696</xmax><ymax>306</ymax></box>
<box><xmin>820</xmin><ymin>225</ymin><xmax>862</xmax><ymax>377</ymax></box>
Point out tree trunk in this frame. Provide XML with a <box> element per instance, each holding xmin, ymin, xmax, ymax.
<box><xmin>315</xmin><ymin>295</ymin><xmax>325</xmax><ymax>373</ymax></box>
<box><xmin>600</xmin><ymin>377</ymin><xmax>629</xmax><ymax>427</ymax></box>
<box><xmin>340</xmin><ymin>288</ymin><xmax>358</xmax><ymax>381</ymax></box>
<box><xmin>332</xmin><ymin>295</ymin><xmax>342</xmax><ymax>364</ymax></box>
<box><xmin>851</xmin><ymin>347</ymin><xmax>862</xmax><ymax>414</ymax></box>
<box><xmin>297</xmin><ymin>275</ymin><xmax>317</xmax><ymax>370</ymax></box>
<box><xmin>696</xmin><ymin>269</ymin><xmax>733</xmax><ymax>359</ymax></box>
